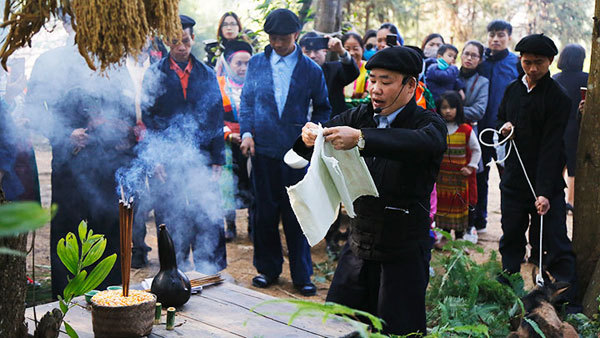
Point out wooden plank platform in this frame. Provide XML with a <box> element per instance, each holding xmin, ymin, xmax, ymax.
<box><xmin>25</xmin><ymin>272</ymin><xmax>360</xmax><ymax>337</ymax></box>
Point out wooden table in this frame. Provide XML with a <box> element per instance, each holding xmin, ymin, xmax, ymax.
<box><xmin>25</xmin><ymin>272</ymin><xmax>360</xmax><ymax>337</ymax></box>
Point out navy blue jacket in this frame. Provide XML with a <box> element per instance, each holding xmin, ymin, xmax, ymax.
<box><xmin>478</xmin><ymin>48</ymin><xmax>519</xmax><ymax>130</ymax></box>
<box><xmin>142</xmin><ymin>54</ymin><xmax>225</xmax><ymax>165</ymax></box>
<box><xmin>425</xmin><ymin>63</ymin><xmax>465</xmax><ymax>101</ymax></box>
<box><xmin>239</xmin><ymin>45</ymin><xmax>331</xmax><ymax>159</ymax></box>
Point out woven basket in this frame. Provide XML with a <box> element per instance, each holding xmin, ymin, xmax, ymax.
<box><xmin>91</xmin><ymin>294</ymin><xmax>156</xmax><ymax>337</ymax></box>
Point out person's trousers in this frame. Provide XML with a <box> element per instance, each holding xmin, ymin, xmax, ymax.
<box><xmin>474</xmin><ymin>132</ymin><xmax>503</xmax><ymax>229</ymax></box>
<box><xmin>251</xmin><ymin>153</ymin><xmax>313</xmax><ymax>285</ymax></box>
<box><xmin>326</xmin><ymin>241</ymin><xmax>431</xmax><ymax>335</ymax></box>
<box><xmin>499</xmin><ymin>190</ymin><xmax>579</xmax><ymax>307</ymax></box>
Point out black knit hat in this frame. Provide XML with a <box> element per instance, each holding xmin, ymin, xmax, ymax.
<box><xmin>365</xmin><ymin>46</ymin><xmax>423</xmax><ymax>78</ymax></box>
<box><xmin>264</xmin><ymin>9</ymin><xmax>301</xmax><ymax>35</ymax></box>
<box><xmin>223</xmin><ymin>40</ymin><xmax>253</xmax><ymax>60</ymax></box>
<box><xmin>515</xmin><ymin>33</ymin><xmax>558</xmax><ymax>57</ymax></box>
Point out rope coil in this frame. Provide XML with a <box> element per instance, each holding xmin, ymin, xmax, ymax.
<box><xmin>479</xmin><ymin>127</ymin><xmax>545</xmax><ymax>287</ymax></box>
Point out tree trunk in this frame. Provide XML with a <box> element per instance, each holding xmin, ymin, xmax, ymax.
<box><xmin>0</xmin><ymin>187</ymin><xmax>29</xmax><ymax>337</ymax></box>
<box><xmin>365</xmin><ymin>4</ymin><xmax>371</xmax><ymax>35</ymax></box>
<box><xmin>314</xmin><ymin>0</ymin><xmax>343</xmax><ymax>33</ymax></box>
<box><xmin>572</xmin><ymin>0</ymin><xmax>600</xmax><ymax>317</ymax></box>
<box><xmin>297</xmin><ymin>0</ymin><xmax>314</xmax><ymax>30</ymax></box>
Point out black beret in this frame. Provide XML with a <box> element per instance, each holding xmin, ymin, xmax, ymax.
<box><xmin>223</xmin><ymin>40</ymin><xmax>253</xmax><ymax>60</ymax></box>
<box><xmin>180</xmin><ymin>15</ymin><xmax>196</xmax><ymax>30</ymax></box>
<box><xmin>365</xmin><ymin>46</ymin><xmax>423</xmax><ymax>77</ymax></box>
<box><xmin>515</xmin><ymin>33</ymin><xmax>558</xmax><ymax>57</ymax></box>
<box><xmin>264</xmin><ymin>9</ymin><xmax>300</xmax><ymax>35</ymax></box>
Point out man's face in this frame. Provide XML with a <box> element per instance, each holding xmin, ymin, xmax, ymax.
<box><xmin>368</xmin><ymin>68</ymin><xmax>416</xmax><ymax>115</ymax></box>
<box><xmin>520</xmin><ymin>53</ymin><xmax>553</xmax><ymax>83</ymax></box>
<box><xmin>269</xmin><ymin>32</ymin><xmax>299</xmax><ymax>56</ymax></box>
<box><xmin>302</xmin><ymin>47</ymin><xmax>327</xmax><ymax>66</ymax></box>
<box><xmin>440</xmin><ymin>49</ymin><xmax>457</xmax><ymax>65</ymax></box>
<box><xmin>167</xmin><ymin>29</ymin><xmax>194</xmax><ymax>62</ymax></box>
<box><xmin>487</xmin><ymin>29</ymin><xmax>511</xmax><ymax>53</ymax></box>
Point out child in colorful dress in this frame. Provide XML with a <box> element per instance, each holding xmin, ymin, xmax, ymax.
<box><xmin>434</xmin><ymin>91</ymin><xmax>481</xmax><ymax>248</ymax></box>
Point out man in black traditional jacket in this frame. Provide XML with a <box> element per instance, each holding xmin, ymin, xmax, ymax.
<box><xmin>294</xmin><ymin>46</ymin><xmax>447</xmax><ymax>335</ymax></box>
<box><xmin>497</xmin><ymin>33</ymin><xmax>580</xmax><ymax>312</ymax></box>
<box><xmin>299</xmin><ymin>32</ymin><xmax>360</xmax><ymax>118</ymax></box>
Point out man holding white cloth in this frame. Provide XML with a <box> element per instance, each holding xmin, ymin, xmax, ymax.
<box><xmin>294</xmin><ymin>46</ymin><xmax>447</xmax><ymax>335</ymax></box>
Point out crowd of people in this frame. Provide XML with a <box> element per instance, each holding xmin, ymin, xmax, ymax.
<box><xmin>0</xmin><ymin>7</ymin><xmax>590</xmax><ymax>336</ymax></box>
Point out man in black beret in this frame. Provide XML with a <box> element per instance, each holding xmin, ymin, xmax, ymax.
<box><xmin>293</xmin><ymin>46</ymin><xmax>447</xmax><ymax>335</ymax></box>
<box><xmin>497</xmin><ymin>33</ymin><xmax>581</xmax><ymax>312</ymax></box>
<box><xmin>239</xmin><ymin>8</ymin><xmax>331</xmax><ymax>296</ymax></box>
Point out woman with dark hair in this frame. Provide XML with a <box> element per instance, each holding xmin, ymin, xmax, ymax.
<box><xmin>376</xmin><ymin>23</ymin><xmax>403</xmax><ymax>50</ymax></box>
<box><xmin>422</xmin><ymin>33</ymin><xmax>445</xmax><ymax>77</ymax></box>
<box><xmin>362</xmin><ymin>29</ymin><xmax>377</xmax><ymax>60</ymax></box>
<box><xmin>342</xmin><ymin>32</ymin><xmax>369</xmax><ymax>101</ymax></box>
<box><xmin>210</xmin><ymin>12</ymin><xmax>252</xmax><ymax>73</ymax></box>
<box><xmin>459</xmin><ymin>40</ymin><xmax>489</xmax><ymax>135</ymax></box>
<box><xmin>553</xmin><ymin>44</ymin><xmax>588</xmax><ymax>212</ymax></box>
<box><xmin>421</xmin><ymin>33</ymin><xmax>444</xmax><ymax>59</ymax></box>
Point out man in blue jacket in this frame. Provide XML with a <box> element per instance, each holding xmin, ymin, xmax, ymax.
<box><xmin>142</xmin><ymin>15</ymin><xmax>227</xmax><ymax>273</ymax></box>
<box><xmin>475</xmin><ymin>20</ymin><xmax>519</xmax><ymax>232</ymax></box>
<box><xmin>239</xmin><ymin>8</ymin><xmax>331</xmax><ymax>296</ymax></box>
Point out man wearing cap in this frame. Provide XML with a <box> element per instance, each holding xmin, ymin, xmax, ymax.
<box><xmin>238</xmin><ymin>9</ymin><xmax>331</xmax><ymax>296</ymax></box>
<box><xmin>299</xmin><ymin>32</ymin><xmax>360</xmax><ymax>118</ymax></box>
<box><xmin>294</xmin><ymin>46</ymin><xmax>447</xmax><ymax>334</ymax></box>
<box><xmin>497</xmin><ymin>33</ymin><xmax>580</xmax><ymax>312</ymax></box>
<box><xmin>142</xmin><ymin>15</ymin><xmax>227</xmax><ymax>273</ymax></box>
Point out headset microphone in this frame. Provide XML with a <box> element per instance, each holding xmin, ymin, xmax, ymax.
<box><xmin>373</xmin><ymin>76</ymin><xmax>414</xmax><ymax>115</ymax></box>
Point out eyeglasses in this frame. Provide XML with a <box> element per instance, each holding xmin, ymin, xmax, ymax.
<box><xmin>462</xmin><ymin>52</ymin><xmax>480</xmax><ymax>59</ymax></box>
<box><xmin>222</xmin><ymin>22</ymin><xmax>238</xmax><ymax>28</ymax></box>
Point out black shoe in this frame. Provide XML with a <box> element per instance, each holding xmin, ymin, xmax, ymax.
<box><xmin>294</xmin><ymin>282</ymin><xmax>317</xmax><ymax>297</ymax></box>
<box><xmin>252</xmin><ymin>274</ymin><xmax>278</xmax><ymax>288</ymax></box>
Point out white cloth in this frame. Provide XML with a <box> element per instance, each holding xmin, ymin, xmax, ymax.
<box><xmin>287</xmin><ymin>126</ymin><xmax>379</xmax><ymax>246</ymax></box>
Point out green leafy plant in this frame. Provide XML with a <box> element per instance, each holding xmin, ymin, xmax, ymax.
<box><xmin>565</xmin><ymin>294</ymin><xmax>600</xmax><ymax>338</ymax></box>
<box><xmin>427</xmin><ymin>239</ymin><xmax>526</xmax><ymax>337</ymax></box>
<box><xmin>0</xmin><ymin>202</ymin><xmax>55</xmax><ymax>255</ymax></box>
<box><xmin>252</xmin><ymin>299</ymin><xmax>386</xmax><ymax>337</ymax></box>
<box><xmin>56</xmin><ymin>221</ymin><xmax>117</xmax><ymax>338</ymax></box>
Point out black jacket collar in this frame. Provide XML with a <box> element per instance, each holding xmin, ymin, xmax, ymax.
<box><xmin>484</xmin><ymin>48</ymin><xmax>510</xmax><ymax>62</ymax></box>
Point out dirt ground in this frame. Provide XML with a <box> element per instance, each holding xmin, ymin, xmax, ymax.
<box><xmin>26</xmin><ymin>143</ymin><xmax>573</xmax><ymax>303</ymax></box>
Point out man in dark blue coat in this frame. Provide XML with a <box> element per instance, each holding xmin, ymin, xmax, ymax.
<box><xmin>239</xmin><ymin>9</ymin><xmax>331</xmax><ymax>296</ymax></box>
<box><xmin>142</xmin><ymin>15</ymin><xmax>227</xmax><ymax>273</ymax></box>
<box><xmin>475</xmin><ymin>19</ymin><xmax>520</xmax><ymax>232</ymax></box>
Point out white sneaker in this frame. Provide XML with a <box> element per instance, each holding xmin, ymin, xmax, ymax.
<box><xmin>463</xmin><ymin>227</ymin><xmax>478</xmax><ymax>244</ymax></box>
<box><xmin>476</xmin><ymin>227</ymin><xmax>487</xmax><ymax>234</ymax></box>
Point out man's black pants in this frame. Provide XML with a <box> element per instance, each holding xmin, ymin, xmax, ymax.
<box><xmin>499</xmin><ymin>190</ymin><xmax>579</xmax><ymax>307</ymax></box>
<box><xmin>251</xmin><ymin>153</ymin><xmax>313</xmax><ymax>284</ymax></box>
<box><xmin>326</xmin><ymin>241</ymin><xmax>432</xmax><ymax>335</ymax></box>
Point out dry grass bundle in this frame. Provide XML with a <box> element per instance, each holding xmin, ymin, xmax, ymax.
<box><xmin>0</xmin><ymin>0</ymin><xmax>181</xmax><ymax>71</ymax></box>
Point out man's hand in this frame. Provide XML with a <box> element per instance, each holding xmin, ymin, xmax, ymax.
<box><xmin>535</xmin><ymin>196</ymin><xmax>550</xmax><ymax>215</ymax></box>
<box><xmin>70</xmin><ymin>128</ymin><xmax>89</xmax><ymax>147</ymax></box>
<box><xmin>327</xmin><ymin>36</ymin><xmax>345</xmax><ymax>56</ymax></box>
<box><xmin>211</xmin><ymin>165</ymin><xmax>222</xmax><ymax>181</ymax></box>
<box><xmin>301</xmin><ymin>122</ymin><xmax>319</xmax><ymax>147</ymax></box>
<box><xmin>241</xmin><ymin>136</ymin><xmax>255</xmax><ymax>157</ymax></box>
<box><xmin>229</xmin><ymin>133</ymin><xmax>241</xmax><ymax>145</ymax></box>
<box><xmin>155</xmin><ymin>164</ymin><xmax>167</xmax><ymax>183</ymax></box>
<box><xmin>323</xmin><ymin>126</ymin><xmax>361</xmax><ymax>150</ymax></box>
<box><xmin>579</xmin><ymin>100</ymin><xmax>585</xmax><ymax>115</ymax></box>
<box><xmin>500</xmin><ymin>122</ymin><xmax>514</xmax><ymax>137</ymax></box>
<box><xmin>460</xmin><ymin>166</ymin><xmax>474</xmax><ymax>176</ymax></box>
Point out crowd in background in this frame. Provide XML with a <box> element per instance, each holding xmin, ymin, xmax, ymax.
<box><xmin>0</xmin><ymin>9</ymin><xmax>590</xmax><ymax>310</ymax></box>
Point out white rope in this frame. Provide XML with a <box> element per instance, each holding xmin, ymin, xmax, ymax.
<box><xmin>479</xmin><ymin>127</ymin><xmax>545</xmax><ymax>287</ymax></box>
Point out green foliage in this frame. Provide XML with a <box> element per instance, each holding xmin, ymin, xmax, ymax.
<box><xmin>565</xmin><ymin>296</ymin><xmax>600</xmax><ymax>338</ymax></box>
<box><xmin>56</xmin><ymin>221</ymin><xmax>117</xmax><ymax>338</ymax></box>
<box><xmin>0</xmin><ymin>202</ymin><xmax>55</xmax><ymax>237</ymax></box>
<box><xmin>252</xmin><ymin>299</ymin><xmax>384</xmax><ymax>337</ymax></box>
<box><xmin>427</xmin><ymin>240</ymin><xmax>525</xmax><ymax>337</ymax></box>
<box><xmin>0</xmin><ymin>202</ymin><xmax>55</xmax><ymax>255</ymax></box>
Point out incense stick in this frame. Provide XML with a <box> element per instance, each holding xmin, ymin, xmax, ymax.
<box><xmin>119</xmin><ymin>198</ymin><xmax>134</xmax><ymax>297</ymax></box>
